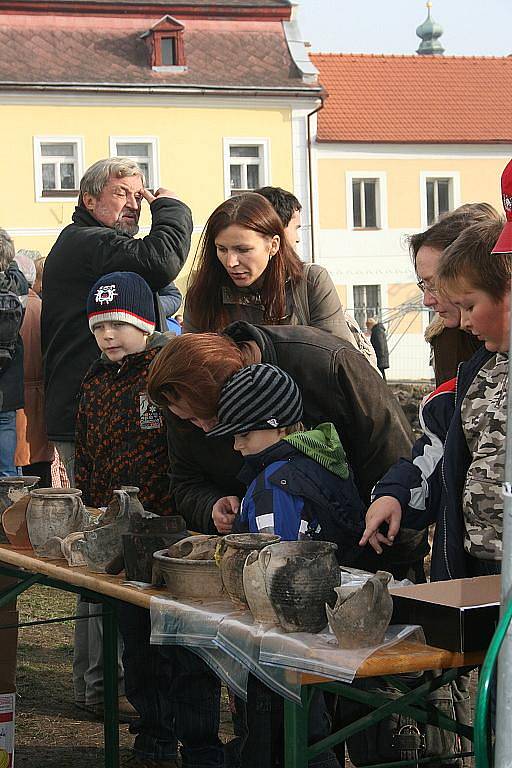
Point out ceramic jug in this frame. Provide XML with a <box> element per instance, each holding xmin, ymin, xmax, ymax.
<box><xmin>26</xmin><ymin>488</ymin><xmax>86</xmax><ymax>556</ymax></box>
<box><xmin>79</xmin><ymin>489</ymin><xmax>135</xmax><ymax>572</ymax></box>
<box><xmin>326</xmin><ymin>571</ymin><xmax>393</xmax><ymax>649</ymax></box>
<box><xmin>98</xmin><ymin>486</ymin><xmax>145</xmax><ymax>526</ymax></box>
<box><xmin>258</xmin><ymin>540</ymin><xmax>340</xmax><ymax>633</ymax></box>
<box><xmin>0</xmin><ymin>476</ymin><xmax>40</xmax><ymax>543</ymax></box>
<box><xmin>243</xmin><ymin>548</ymin><xmax>280</xmax><ymax>624</ymax></box>
<box><xmin>217</xmin><ymin>533</ymin><xmax>280</xmax><ymax>608</ymax></box>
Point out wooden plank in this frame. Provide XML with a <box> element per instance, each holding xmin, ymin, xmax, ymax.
<box><xmin>0</xmin><ymin>543</ymin><xmax>155</xmax><ymax>609</ymax></box>
<box><xmin>0</xmin><ymin>544</ymin><xmax>485</xmax><ymax>682</ymax></box>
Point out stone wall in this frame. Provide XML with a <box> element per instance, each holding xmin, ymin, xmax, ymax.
<box><xmin>389</xmin><ymin>381</ymin><xmax>434</xmax><ymax>437</ymax></box>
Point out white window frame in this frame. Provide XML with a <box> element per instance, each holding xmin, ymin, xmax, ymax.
<box><xmin>352</xmin><ymin>283</ymin><xmax>382</xmax><ymax>330</ymax></box>
<box><xmin>346</xmin><ymin>171</ymin><xmax>387</xmax><ymax>230</ymax></box>
<box><xmin>223</xmin><ymin>138</ymin><xmax>270</xmax><ymax>199</ymax></box>
<box><xmin>109</xmin><ymin>136</ymin><xmax>160</xmax><ymax>190</ymax></box>
<box><xmin>33</xmin><ymin>136</ymin><xmax>84</xmax><ymax>203</ymax></box>
<box><xmin>419</xmin><ymin>171</ymin><xmax>460</xmax><ymax>229</ymax></box>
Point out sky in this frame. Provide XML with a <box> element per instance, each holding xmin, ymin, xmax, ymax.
<box><xmin>296</xmin><ymin>0</ymin><xmax>512</xmax><ymax>57</ymax></box>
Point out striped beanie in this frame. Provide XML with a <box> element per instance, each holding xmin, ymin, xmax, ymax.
<box><xmin>207</xmin><ymin>363</ymin><xmax>303</xmax><ymax>438</ymax></box>
<box><xmin>87</xmin><ymin>271</ymin><xmax>155</xmax><ymax>334</ymax></box>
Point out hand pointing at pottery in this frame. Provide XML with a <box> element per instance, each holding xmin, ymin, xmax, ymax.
<box><xmin>212</xmin><ymin>496</ymin><xmax>240</xmax><ymax>534</ymax></box>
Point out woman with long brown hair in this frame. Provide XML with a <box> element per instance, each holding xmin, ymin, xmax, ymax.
<box><xmin>183</xmin><ymin>192</ymin><xmax>354</xmax><ymax>341</ymax></box>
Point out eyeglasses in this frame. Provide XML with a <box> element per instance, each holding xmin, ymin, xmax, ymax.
<box><xmin>416</xmin><ymin>279</ymin><xmax>439</xmax><ymax>296</ymax></box>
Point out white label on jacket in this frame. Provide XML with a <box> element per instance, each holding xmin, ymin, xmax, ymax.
<box><xmin>139</xmin><ymin>392</ymin><xmax>162</xmax><ymax>430</ymax></box>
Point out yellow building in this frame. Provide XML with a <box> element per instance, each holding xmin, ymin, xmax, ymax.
<box><xmin>311</xmin><ymin>52</ymin><xmax>512</xmax><ymax>378</ymax></box>
<box><xmin>0</xmin><ymin>0</ymin><xmax>321</xmax><ymax>288</ymax></box>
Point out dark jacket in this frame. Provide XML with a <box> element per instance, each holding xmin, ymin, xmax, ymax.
<box><xmin>167</xmin><ymin>321</ymin><xmax>413</xmax><ymax>533</ymax></box>
<box><xmin>0</xmin><ymin>263</ymin><xmax>29</xmax><ymax>412</ymax></box>
<box><xmin>430</xmin><ymin>326</ymin><xmax>483</xmax><ymax>386</ymax></box>
<box><xmin>74</xmin><ymin>333</ymin><xmax>172</xmax><ymax>515</ymax></box>
<box><xmin>370</xmin><ymin>323</ymin><xmax>389</xmax><ymax>370</ymax></box>
<box><xmin>42</xmin><ymin>198</ymin><xmax>193</xmax><ymax>441</ymax></box>
<box><xmin>373</xmin><ymin>346</ymin><xmax>495</xmax><ymax>581</ymax></box>
<box><xmin>235</xmin><ymin>435</ymin><xmax>366</xmax><ymax>565</ymax></box>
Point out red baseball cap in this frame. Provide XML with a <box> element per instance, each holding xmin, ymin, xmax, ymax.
<box><xmin>492</xmin><ymin>158</ymin><xmax>512</xmax><ymax>254</ymax></box>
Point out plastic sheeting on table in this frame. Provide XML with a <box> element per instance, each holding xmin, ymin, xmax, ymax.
<box><xmin>215</xmin><ymin>614</ymin><xmax>302</xmax><ymax>704</ymax></box>
<box><xmin>151</xmin><ymin>596</ymin><xmax>242</xmax><ymax>647</ymax></box>
<box><xmin>150</xmin><ymin>596</ymin><xmax>250</xmax><ymax>698</ymax></box>
<box><xmin>259</xmin><ymin>624</ymin><xmax>425</xmax><ymax>684</ymax></box>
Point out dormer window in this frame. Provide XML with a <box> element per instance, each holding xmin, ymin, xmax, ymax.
<box><xmin>141</xmin><ymin>16</ymin><xmax>186</xmax><ymax>72</ymax></box>
<box><xmin>161</xmin><ymin>37</ymin><xmax>177</xmax><ymax>67</ymax></box>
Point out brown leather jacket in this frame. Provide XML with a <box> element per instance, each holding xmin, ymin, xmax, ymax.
<box><xmin>167</xmin><ymin>322</ymin><xmax>413</xmax><ymax>534</ymax></box>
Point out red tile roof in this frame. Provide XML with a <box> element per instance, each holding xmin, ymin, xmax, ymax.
<box><xmin>312</xmin><ymin>54</ymin><xmax>512</xmax><ymax>144</ymax></box>
<box><xmin>0</xmin><ymin>13</ymin><xmax>319</xmax><ymax>92</ymax></box>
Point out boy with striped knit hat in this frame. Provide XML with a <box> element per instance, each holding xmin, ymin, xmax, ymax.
<box><xmin>207</xmin><ymin>363</ymin><xmax>366</xmax><ymax>558</ymax></box>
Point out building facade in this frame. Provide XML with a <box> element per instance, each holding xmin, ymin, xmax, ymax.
<box><xmin>0</xmin><ymin>0</ymin><xmax>321</xmax><ymax>288</ymax></box>
<box><xmin>311</xmin><ymin>53</ymin><xmax>512</xmax><ymax>379</ymax></box>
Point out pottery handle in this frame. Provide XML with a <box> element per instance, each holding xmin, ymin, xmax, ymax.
<box><xmin>258</xmin><ymin>546</ymin><xmax>273</xmax><ymax>571</ymax></box>
<box><xmin>214</xmin><ymin>537</ymin><xmax>226</xmax><ymax>568</ymax></box>
<box><xmin>71</xmin><ymin>495</ymin><xmax>86</xmax><ymax>529</ymax></box>
<box><xmin>368</xmin><ymin>576</ymin><xmax>383</xmax><ymax>611</ymax></box>
<box><xmin>245</xmin><ymin>550</ymin><xmax>259</xmax><ymax>568</ymax></box>
<box><xmin>116</xmin><ymin>490</ymin><xmax>131</xmax><ymax>519</ymax></box>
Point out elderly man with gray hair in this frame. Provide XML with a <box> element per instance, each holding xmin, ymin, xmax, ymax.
<box><xmin>42</xmin><ymin>157</ymin><xmax>193</xmax><ymax>475</ymax></box>
<box><xmin>0</xmin><ymin>229</ymin><xmax>28</xmax><ymax>476</ymax></box>
<box><xmin>41</xmin><ymin>158</ymin><xmax>193</xmax><ymax>725</ymax></box>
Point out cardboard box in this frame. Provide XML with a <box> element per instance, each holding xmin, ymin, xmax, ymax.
<box><xmin>0</xmin><ymin>693</ymin><xmax>15</xmax><ymax>767</ymax></box>
<box><xmin>390</xmin><ymin>575</ymin><xmax>501</xmax><ymax>653</ymax></box>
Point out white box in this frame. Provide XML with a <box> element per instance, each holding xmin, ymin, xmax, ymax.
<box><xmin>0</xmin><ymin>693</ymin><xmax>15</xmax><ymax>768</ymax></box>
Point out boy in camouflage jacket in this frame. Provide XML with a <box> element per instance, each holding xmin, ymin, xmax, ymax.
<box><xmin>361</xmin><ymin>213</ymin><xmax>509</xmax><ymax>582</ymax></box>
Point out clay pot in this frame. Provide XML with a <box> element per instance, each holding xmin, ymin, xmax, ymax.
<box><xmin>128</xmin><ymin>513</ymin><xmax>187</xmax><ymax>536</ymax></box>
<box><xmin>26</xmin><ymin>488</ymin><xmax>87</xmax><ymax>556</ymax></box>
<box><xmin>326</xmin><ymin>571</ymin><xmax>394</xmax><ymax>649</ymax></box>
<box><xmin>259</xmin><ymin>540</ymin><xmax>340</xmax><ymax>633</ymax></box>
<box><xmin>122</xmin><ymin>529</ymin><xmax>188</xmax><ymax>583</ymax></box>
<box><xmin>217</xmin><ymin>533</ymin><xmax>280</xmax><ymax>608</ymax></box>
<box><xmin>0</xmin><ymin>476</ymin><xmax>40</xmax><ymax>542</ymax></box>
<box><xmin>167</xmin><ymin>534</ymin><xmax>220</xmax><ymax>561</ymax></box>
<box><xmin>2</xmin><ymin>496</ymin><xmax>32</xmax><ymax>549</ymax></box>
<box><xmin>243</xmin><ymin>549</ymin><xmax>280</xmax><ymax>624</ymax></box>
<box><xmin>98</xmin><ymin>487</ymin><xmax>145</xmax><ymax>527</ymax></box>
<box><xmin>153</xmin><ymin>535</ymin><xmax>225</xmax><ymax>599</ymax></box>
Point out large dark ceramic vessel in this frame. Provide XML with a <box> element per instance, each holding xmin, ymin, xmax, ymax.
<box><xmin>262</xmin><ymin>540</ymin><xmax>340</xmax><ymax>633</ymax></box>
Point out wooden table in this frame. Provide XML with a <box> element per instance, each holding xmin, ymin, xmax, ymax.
<box><xmin>0</xmin><ymin>545</ymin><xmax>484</xmax><ymax>768</ymax></box>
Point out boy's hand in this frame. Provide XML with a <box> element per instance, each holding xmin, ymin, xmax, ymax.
<box><xmin>359</xmin><ymin>496</ymin><xmax>402</xmax><ymax>554</ymax></box>
<box><xmin>212</xmin><ymin>496</ymin><xmax>240</xmax><ymax>534</ymax></box>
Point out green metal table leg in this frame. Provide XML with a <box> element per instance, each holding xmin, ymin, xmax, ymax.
<box><xmin>0</xmin><ymin>573</ymin><xmax>41</xmax><ymax>607</ymax></box>
<box><xmin>284</xmin><ymin>686</ymin><xmax>313</xmax><ymax>768</ymax></box>
<box><xmin>102</xmin><ymin>600</ymin><xmax>119</xmax><ymax>768</ymax></box>
<box><xmin>474</xmin><ymin>597</ymin><xmax>512</xmax><ymax>768</ymax></box>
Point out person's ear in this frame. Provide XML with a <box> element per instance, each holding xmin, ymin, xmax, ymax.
<box><xmin>82</xmin><ymin>192</ymin><xmax>97</xmax><ymax>212</ymax></box>
<box><xmin>269</xmin><ymin>235</ymin><xmax>280</xmax><ymax>258</ymax></box>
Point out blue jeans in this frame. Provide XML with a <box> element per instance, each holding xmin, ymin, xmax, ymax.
<box><xmin>118</xmin><ymin>603</ymin><xmax>224</xmax><ymax>767</ymax></box>
<box><xmin>0</xmin><ymin>411</ymin><xmax>17</xmax><ymax>477</ymax></box>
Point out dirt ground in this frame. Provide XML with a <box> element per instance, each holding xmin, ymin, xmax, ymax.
<box><xmin>13</xmin><ymin>585</ymin><xmax>234</xmax><ymax>767</ymax></box>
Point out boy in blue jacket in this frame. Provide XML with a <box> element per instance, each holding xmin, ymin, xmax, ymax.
<box><xmin>208</xmin><ymin>363</ymin><xmax>366</xmax><ymax>768</ymax></box>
